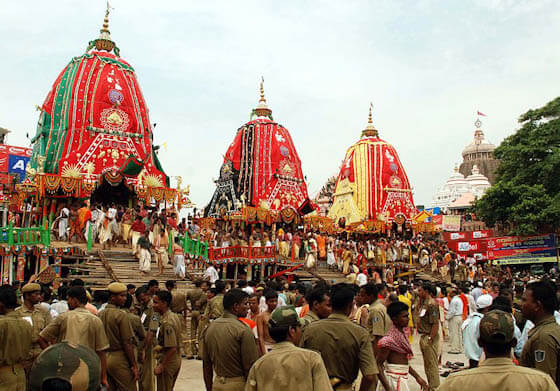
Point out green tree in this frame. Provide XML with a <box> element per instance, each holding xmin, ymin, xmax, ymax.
<box><xmin>474</xmin><ymin>97</ymin><xmax>560</xmax><ymax>235</ymax></box>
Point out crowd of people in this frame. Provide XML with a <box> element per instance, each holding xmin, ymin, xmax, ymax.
<box><xmin>2</xmin><ymin>264</ymin><xmax>560</xmax><ymax>391</ymax></box>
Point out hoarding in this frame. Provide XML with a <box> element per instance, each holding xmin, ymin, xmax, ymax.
<box><xmin>0</xmin><ymin>144</ymin><xmax>32</xmax><ymax>186</ymax></box>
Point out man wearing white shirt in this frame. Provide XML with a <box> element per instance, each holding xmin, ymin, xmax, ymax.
<box><xmin>51</xmin><ymin>286</ymin><xmax>69</xmax><ymax>318</ymax></box>
<box><xmin>471</xmin><ymin>281</ymin><xmax>484</xmax><ymax>302</ymax></box>
<box><xmin>446</xmin><ymin>288</ymin><xmax>464</xmax><ymax>354</ymax></box>
<box><xmin>356</xmin><ymin>270</ymin><xmax>368</xmax><ymax>287</ymax></box>
<box><xmin>203</xmin><ymin>264</ymin><xmax>220</xmax><ymax>284</ymax></box>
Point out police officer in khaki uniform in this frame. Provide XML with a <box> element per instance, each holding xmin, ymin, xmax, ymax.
<box><xmin>246</xmin><ymin>305</ymin><xmax>331</xmax><ymax>391</ymax></box>
<box><xmin>417</xmin><ymin>282</ymin><xmax>440</xmax><ymax>390</ymax></box>
<box><xmin>38</xmin><ymin>286</ymin><xmax>110</xmax><ymax>388</ymax></box>
<box><xmin>201</xmin><ymin>288</ymin><xmax>259</xmax><ymax>391</ymax></box>
<box><xmin>301</xmin><ymin>283</ymin><xmax>378</xmax><ymax>390</ymax></box>
<box><xmin>199</xmin><ymin>280</ymin><xmax>225</xmax><ymax>357</ymax></box>
<box><xmin>153</xmin><ymin>290</ymin><xmax>182</xmax><ymax>391</ymax></box>
<box><xmin>520</xmin><ymin>280</ymin><xmax>560</xmax><ymax>387</ymax></box>
<box><xmin>301</xmin><ymin>287</ymin><xmax>331</xmax><ymax>328</ymax></box>
<box><xmin>15</xmin><ymin>282</ymin><xmax>52</xmax><ymax>376</ymax></box>
<box><xmin>186</xmin><ymin>280</ymin><xmax>208</xmax><ymax>358</ymax></box>
<box><xmin>361</xmin><ymin>284</ymin><xmax>391</xmax><ymax>347</ymax></box>
<box><xmin>136</xmin><ymin>285</ymin><xmax>159</xmax><ymax>391</ymax></box>
<box><xmin>166</xmin><ymin>280</ymin><xmax>188</xmax><ymax>357</ymax></box>
<box><xmin>0</xmin><ymin>284</ymin><xmax>33</xmax><ymax>391</ymax></box>
<box><xmin>203</xmin><ymin>280</ymin><xmax>225</xmax><ymax>321</ymax></box>
<box><xmin>99</xmin><ymin>282</ymin><xmax>138</xmax><ymax>391</ymax></box>
<box><xmin>438</xmin><ymin>309</ymin><xmax>556</xmax><ymax>390</ymax></box>
<box><xmin>124</xmin><ymin>293</ymin><xmax>147</xmax><ymax>369</ymax></box>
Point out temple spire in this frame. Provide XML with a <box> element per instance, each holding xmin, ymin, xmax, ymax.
<box><xmin>99</xmin><ymin>2</ymin><xmax>112</xmax><ymax>41</ymax></box>
<box><xmin>361</xmin><ymin>102</ymin><xmax>378</xmax><ymax>138</ymax></box>
<box><xmin>89</xmin><ymin>1</ymin><xmax>120</xmax><ymax>56</ymax></box>
<box><xmin>254</xmin><ymin>77</ymin><xmax>272</xmax><ymax>118</ymax></box>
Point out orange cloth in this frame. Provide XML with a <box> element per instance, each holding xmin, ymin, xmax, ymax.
<box><xmin>299</xmin><ymin>304</ymin><xmax>309</xmax><ymax>318</ymax></box>
<box><xmin>77</xmin><ymin>207</ymin><xmax>91</xmax><ymax>230</ymax></box>
<box><xmin>459</xmin><ymin>293</ymin><xmax>469</xmax><ymax>320</ymax></box>
<box><xmin>316</xmin><ymin>235</ymin><xmax>326</xmax><ymax>258</ymax></box>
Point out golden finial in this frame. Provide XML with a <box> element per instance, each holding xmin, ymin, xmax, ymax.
<box><xmin>254</xmin><ymin>76</ymin><xmax>272</xmax><ymax>118</ymax></box>
<box><xmin>361</xmin><ymin>102</ymin><xmax>378</xmax><ymax>138</ymax></box>
<box><xmin>93</xmin><ymin>1</ymin><xmax>117</xmax><ymax>54</ymax></box>
<box><xmin>259</xmin><ymin>76</ymin><xmax>266</xmax><ymax>104</ymax></box>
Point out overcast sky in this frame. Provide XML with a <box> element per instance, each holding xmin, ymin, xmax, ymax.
<box><xmin>1</xmin><ymin>0</ymin><xmax>559</xmax><ymax>209</ymax></box>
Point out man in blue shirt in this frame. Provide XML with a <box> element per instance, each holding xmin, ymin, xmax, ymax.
<box><xmin>462</xmin><ymin>294</ymin><xmax>492</xmax><ymax>367</ymax></box>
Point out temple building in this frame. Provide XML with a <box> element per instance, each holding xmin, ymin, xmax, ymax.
<box><xmin>205</xmin><ymin>80</ymin><xmax>313</xmax><ymax>218</ymax></box>
<box><xmin>328</xmin><ymin>105</ymin><xmax>416</xmax><ymax>226</ymax></box>
<box><xmin>28</xmin><ymin>6</ymin><xmax>172</xmax><ymax>206</ymax></box>
<box><xmin>459</xmin><ymin>118</ymin><xmax>499</xmax><ymax>184</ymax></box>
<box><xmin>313</xmin><ymin>176</ymin><xmax>336</xmax><ymax>216</ymax></box>
<box><xmin>431</xmin><ymin>165</ymin><xmax>491</xmax><ymax>211</ymax></box>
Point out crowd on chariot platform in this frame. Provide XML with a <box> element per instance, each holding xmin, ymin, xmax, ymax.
<box><xmin>2</xmin><ymin>257</ymin><xmax>560</xmax><ymax>390</ymax></box>
<box><xmin>5</xmin><ymin>204</ymin><xmax>560</xmax><ymax>390</ymax></box>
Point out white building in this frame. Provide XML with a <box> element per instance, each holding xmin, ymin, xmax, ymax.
<box><xmin>431</xmin><ymin>165</ymin><xmax>490</xmax><ymax>211</ymax></box>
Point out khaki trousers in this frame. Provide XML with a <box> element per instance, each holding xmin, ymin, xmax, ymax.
<box><xmin>419</xmin><ymin>334</ymin><xmax>440</xmax><ymax>390</ymax></box>
<box><xmin>189</xmin><ymin>311</ymin><xmax>201</xmax><ymax>356</ymax></box>
<box><xmin>139</xmin><ymin>346</ymin><xmax>155</xmax><ymax>391</ymax></box>
<box><xmin>0</xmin><ymin>364</ymin><xmax>25</xmax><ymax>391</ymax></box>
<box><xmin>448</xmin><ymin>316</ymin><xmax>463</xmax><ymax>353</ymax></box>
<box><xmin>107</xmin><ymin>350</ymin><xmax>137</xmax><ymax>391</ymax></box>
<box><xmin>156</xmin><ymin>354</ymin><xmax>181</xmax><ymax>391</ymax></box>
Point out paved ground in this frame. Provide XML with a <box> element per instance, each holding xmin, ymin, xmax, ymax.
<box><xmin>174</xmin><ymin>333</ymin><xmax>469</xmax><ymax>390</ymax></box>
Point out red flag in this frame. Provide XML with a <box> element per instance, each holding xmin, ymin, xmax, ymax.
<box><xmin>477</xmin><ymin>111</ymin><xmax>487</xmax><ymax>117</ymax></box>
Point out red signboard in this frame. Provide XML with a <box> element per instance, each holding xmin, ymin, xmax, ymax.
<box><xmin>448</xmin><ymin>240</ymin><xmax>488</xmax><ymax>253</ymax></box>
<box><xmin>0</xmin><ymin>144</ymin><xmax>32</xmax><ymax>186</ymax></box>
<box><xmin>486</xmin><ymin>234</ymin><xmax>556</xmax><ymax>250</ymax></box>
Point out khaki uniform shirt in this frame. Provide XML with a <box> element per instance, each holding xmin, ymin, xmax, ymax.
<box><xmin>438</xmin><ymin>357</ymin><xmax>557</xmax><ymax>391</ymax></box>
<box><xmin>0</xmin><ymin>311</ymin><xmax>33</xmax><ymax>366</ymax></box>
<box><xmin>204</xmin><ymin>294</ymin><xmax>224</xmax><ymax>320</ymax></box>
<box><xmin>98</xmin><ymin>304</ymin><xmax>135</xmax><ymax>351</ymax></box>
<box><xmin>417</xmin><ymin>297</ymin><xmax>439</xmax><ymax>335</ymax></box>
<box><xmin>139</xmin><ymin>301</ymin><xmax>159</xmax><ymax>333</ymax></box>
<box><xmin>186</xmin><ymin>288</ymin><xmax>206</xmax><ymax>312</ymax></box>
<box><xmin>520</xmin><ymin>315</ymin><xmax>560</xmax><ymax>386</ymax></box>
<box><xmin>301</xmin><ymin>310</ymin><xmax>320</xmax><ymax>328</ymax></box>
<box><xmin>40</xmin><ymin>307</ymin><xmax>109</xmax><ymax>352</ymax></box>
<box><xmin>170</xmin><ymin>291</ymin><xmax>187</xmax><ymax>314</ymax></box>
<box><xmin>301</xmin><ymin>313</ymin><xmax>378</xmax><ymax>384</ymax></box>
<box><xmin>367</xmin><ymin>299</ymin><xmax>391</xmax><ymax>337</ymax></box>
<box><xmin>15</xmin><ymin>303</ymin><xmax>52</xmax><ymax>358</ymax></box>
<box><xmin>127</xmin><ymin>310</ymin><xmax>146</xmax><ymax>348</ymax></box>
<box><xmin>156</xmin><ymin>310</ymin><xmax>182</xmax><ymax>352</ymax></box>
<box><xmin>245</xmin><ymin>341</ymin><xmax>331</xmax><ymax>391</ymax></box>
<box><xmin>201</xmin><ymin>311</ymin><xmax>259</xmax><ymax>378</ymax></box>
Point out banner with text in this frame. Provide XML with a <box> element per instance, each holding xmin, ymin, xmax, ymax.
<box><xmin>442</xmin><ymin>215</ymin><xmax>461</xmax><ymax>232</ymax></box>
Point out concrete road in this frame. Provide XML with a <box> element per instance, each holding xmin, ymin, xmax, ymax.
<box><xmin>173</xmin><ymin>333</ymin><xmax>469</xmax><ymax>390</ymax></box>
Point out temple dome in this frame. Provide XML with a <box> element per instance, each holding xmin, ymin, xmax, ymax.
<box><xmin>205</xmin><ymin>80</ymin><xmax>312</xmax><ymax>217</ymax></box>
<box><xmin>462</xmin><ymin>119</ymin><xmax>496</xmax><ymax>157</ymax></box>
<box><xmin>432</xmin><ymin>165</ymin><xmax>491</xmax><ymax>210</ymax></box>
<box><xmin>466</xmin><ymin>165</ymin><xmax>491</xmax><ymax>196</ymax></box>
<box><xmin>29</xmin><ymin>6</ymin><xmax>167</xmax><ymax>188</ymax></box>
<box><xmin>328</xmin><ymin>105</ymin><xmax>416</xmax><ymax>225</ymax></box>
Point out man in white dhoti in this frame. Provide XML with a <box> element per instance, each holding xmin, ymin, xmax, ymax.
<box><xmin>57</xmin><ymin>207</ymin><xmax>69</xmax><ymax>240</ymax></box>
<box><xmin>137</xmin><ymin>231</ymin><xmax>152</xmax><ymax>275</ymax></box>
<box><xmin>376</xmin><ymin>301</ymin><xmax>429</xmax><ymax>391</ymax></box>
<box><xmin>97</xmin><ymin>207</ymin><xmax>112</xmax><ymax>249</ymax></box>
<box><xmin>203</xmin><ymin>263</ymin><xmax>219</xmax><ymax>284</ymax></box>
